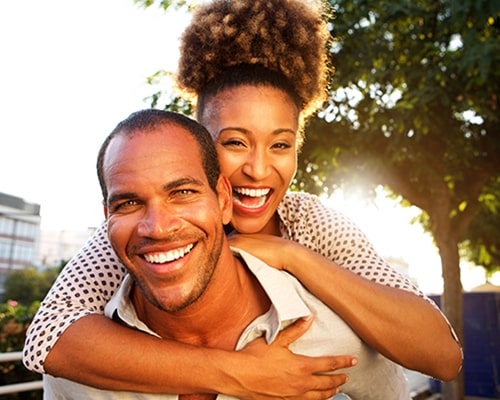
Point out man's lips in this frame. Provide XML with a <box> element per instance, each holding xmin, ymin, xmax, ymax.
<box><xmin>232</xmin><ymin>187</ymin><xmax>271</xmax><ymax>209</ymax></box>
<box><xmin>143</xmin><ymin>243</ymin><xmax>194</xmax><ymax>264</ymax></box>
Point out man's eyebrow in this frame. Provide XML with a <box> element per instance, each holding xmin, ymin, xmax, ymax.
<box><xmin>163</xmin><ymin>177</ymin><xmax>205</xmax><ymax>191</ymax></box>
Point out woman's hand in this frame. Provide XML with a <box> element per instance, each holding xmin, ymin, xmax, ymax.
<box><xmin>228</xmin><ymin>233</ymin><xmax>296</xmax><ymax>271</ymax></box>
<box><xmin>233</xmin><ymin>315</ymin><xmax>357</xmax><ymax>400</ymax></box>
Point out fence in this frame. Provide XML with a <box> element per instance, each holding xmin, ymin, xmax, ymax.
<box><xmin>0</xmin><ymin>351</ymin><xmax>43</xmax><ymax>395</ymax></box>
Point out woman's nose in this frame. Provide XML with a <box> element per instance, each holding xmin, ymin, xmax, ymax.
<box><xmin>241</xmin><ymin>150</ymin><xmax>270</xmax><ymax>180</ymax></box>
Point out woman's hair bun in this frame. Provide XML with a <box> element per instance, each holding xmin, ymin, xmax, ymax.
<box><xmin>178</xmin><ymin>0</ymin><xmax>331</xmax><ymax>118</ymax></box>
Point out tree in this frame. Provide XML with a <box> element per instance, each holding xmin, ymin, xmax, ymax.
<box><xmin>295</xmin><ymin>1</ymin><xmax>500</xmax><ymax>398</ymax></box>
<box><xmin>2</xmin><ymin>267</ymin><xmax>59</xmax><ymax>306</ymax></box>
<box><xmin>461</xmin><ymin>176</ymin><xmax>500</xmax><ymax>277</ymax></box>
<box><xmin>133</xmin><ymin>0</ymin><xmax>191</xmax><ymax>11</ymax></box>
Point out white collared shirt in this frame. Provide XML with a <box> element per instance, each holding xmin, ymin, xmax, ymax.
<box><xmin>43</xmin><ymin>248</ymin><xmax>410</xmax><ymax>399</ymax></box>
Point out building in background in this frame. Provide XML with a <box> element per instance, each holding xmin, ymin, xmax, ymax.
<box><xmin>0</xmin><ymin>192</ymin><xmax>41</xmax><ymax>294</ymax></box>
<box><xmin>39</xmin><ymin>228</ymin><xmax>96</xmax><ymax>267</ymax></box>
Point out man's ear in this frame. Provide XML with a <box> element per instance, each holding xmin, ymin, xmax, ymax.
<box><xmin>103</xmin><ymin>201</ymin><xmax>109</xmax><ymax>219</ymax></box>
<box><xmin>216</xmin><ymin>174</ymin><xmax>233</xmax><ymax>225</ymax></box>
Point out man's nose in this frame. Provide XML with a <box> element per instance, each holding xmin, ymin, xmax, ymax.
<box><xmin>137</xmin><ymin>204</ymin><xmax>182</xmax><ymax>238</ymax></box>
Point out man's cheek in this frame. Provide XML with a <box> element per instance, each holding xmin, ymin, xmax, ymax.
<box><xmin>107</xmin><ymin>219</ymin><xmax>131</xmax><ymax>252</ymax></box>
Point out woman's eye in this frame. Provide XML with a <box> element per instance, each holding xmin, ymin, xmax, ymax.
<box><xmin>272</xmin><ymin>142</ymin><xmax>292</xmax><ymax>150</ymax></box>
<box><xmin>220</xmin><ymin>139</ymin><xmax>246</xmax><ymax>147</ymax></box>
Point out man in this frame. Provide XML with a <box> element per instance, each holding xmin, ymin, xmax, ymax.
<box><xmin>43</xmin><ymin>109</ymin><xmax>410</xmax><ymax>399</ymax></box>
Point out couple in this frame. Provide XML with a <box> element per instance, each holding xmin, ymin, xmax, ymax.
<box><xmin>26</xmin><ymin>0</ymin><xmax>462</xmax><ymax>398</ymax></box>
<box><xmin>45</xmin><ymin>108</ymin><xmax>412</xmax><ymax>398</ymax></box>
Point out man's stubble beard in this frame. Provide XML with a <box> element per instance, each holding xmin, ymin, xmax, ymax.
<box><xmin>130</xmin><ymin>229</ymin><xmax>225</xmax><ymax>314</ymax></box>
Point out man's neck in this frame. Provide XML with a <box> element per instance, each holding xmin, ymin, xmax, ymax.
<box><xmin>133</xmin><ymin>250</ymin><xmax>271</xmax><ymax>350</ymax></box>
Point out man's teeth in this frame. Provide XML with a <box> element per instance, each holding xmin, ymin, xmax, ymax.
<box><xmin>144</xmin><ymin>244</ymin><xmax>194</xmax><ymax>264</ymax></box>
<box><xmin>233</xmin><ymin>187</ymin><xmax>270</xmax><ymax>197</ymax></box>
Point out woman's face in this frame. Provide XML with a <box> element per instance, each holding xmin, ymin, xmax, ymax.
<box><xmin>203</xmin><ymin>85</ymin><xmax>299</xmax><ymax>235</ymax></box>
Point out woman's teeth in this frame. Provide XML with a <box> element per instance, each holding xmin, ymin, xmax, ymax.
<box><xmin>144</xmin><ymin>244</ymin><xmax>194</xmax><ymax>264</ymax></box>
<box><xmin>233</xmin><ymin>187</ymin><xmax>270</xmax><ymax>197</ymax></box>
<box><xmin>232</xmin><ymin>187</ymin><xmax>270</xmax><ymax>209</ymax></box>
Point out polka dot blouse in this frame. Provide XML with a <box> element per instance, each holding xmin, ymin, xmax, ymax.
<box><xmin>23</xmin><ymin>191</ymin><xmax>427</xmax><ymax>373</ymax></box>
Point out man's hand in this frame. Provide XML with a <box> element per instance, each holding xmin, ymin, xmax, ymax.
<box><xmin>228</xmin><ymin>315</ymin><xmax>356</xmax><ymax>400</ymax></box>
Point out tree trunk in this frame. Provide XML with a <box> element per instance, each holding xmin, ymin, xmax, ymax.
<box><xmin>435</xmin><ymin>229</ymin><xmax>464</xmax><ymax>400</ymax></box>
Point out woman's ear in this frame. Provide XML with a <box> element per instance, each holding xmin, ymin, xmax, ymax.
<box><xmin>216</xmin><ymin>174</ymin><xmax>233</xmax><ymax>225</ymax></box>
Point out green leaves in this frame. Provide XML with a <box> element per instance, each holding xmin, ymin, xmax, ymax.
<box><xmin>133</xmin><ymin>0</ymin><xmax>190</xmax><ymax>11</ymax></box>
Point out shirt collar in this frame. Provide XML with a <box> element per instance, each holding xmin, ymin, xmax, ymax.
<box><xmin>231</xmin><ymin>247</ymin><xmax>311</xmax><ymax>344</ymax></box>
<box><xmin>104</xmin><ymin>275</ymin><xmax>160</xmax><ymax>338</ymax></box>
<box><xmin>105</xmin><ymin>247</ymin><xmax>311</xmax><ymax>343</ymax></box>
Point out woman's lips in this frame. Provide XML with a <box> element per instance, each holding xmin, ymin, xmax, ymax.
<box><xmin>232</xmin><ymin>187</ymin><xmax>271</xmax><ymax>210</ymax></box>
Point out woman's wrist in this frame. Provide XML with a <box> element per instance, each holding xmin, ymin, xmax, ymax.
<box><xmin>281</xmin><ymin>240</ymin><xmax>309</xmax><ymax>275</ymax></box>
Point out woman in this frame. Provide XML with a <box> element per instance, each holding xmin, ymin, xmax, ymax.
<box><xmin>24</xmin><ymin>0</ymin><xmax>462</xmax><ymax>397</ymax></box>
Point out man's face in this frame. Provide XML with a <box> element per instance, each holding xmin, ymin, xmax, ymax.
<box><xmin>103</xmin><ymin>125</ymin><xmax>232</xmax><ymax>313</ymax></box>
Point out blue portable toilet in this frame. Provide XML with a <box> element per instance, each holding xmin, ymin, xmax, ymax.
<box><xmin>430</xmin><ymin>289</ymin><xmax>500</xmax><ymax>398</ymax></box>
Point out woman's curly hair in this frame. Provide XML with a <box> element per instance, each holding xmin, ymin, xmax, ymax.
<box><xmin>177</xmin><ymin>0</ymin><xmax>332</xmax><ymax>137</ymax></box>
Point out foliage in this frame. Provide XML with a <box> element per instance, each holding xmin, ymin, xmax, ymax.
<box><xmin>461</xmin><ymin>177</ymin><xmax>500</xmax><ymax>275</ymax></box>
<box><xmin>0</xmin><ymin>301</ymin><xmax>39</xmax><ymax>353</ymax></box>
<box><xmin>296</xmin><ymin>1</ymin><xmax>500</xmax><ymax>396</ymax></box>
<box><xmin>0</xmin><ymin>265</ymin><xmax>61</xmax><ymax>398</ymax></box>
<box><xmin>296</xmin><ymin>0</ymin><xmax>500</xmax><ymax>270</ymax></box>
<box><xmin>0</xmin><ymin>300</ymin><xmax>41</xmax><ymax>399</ymax></box>
<box><xmin>145</xmin><ymin>71</ymin><xmax>194</xmax><ymax>115</ymax></box>
<box><xmin>2</xmin><ymin>267</ymin><xmax>59</xmax><ymax>306</ymax></box>
<box><xmin>298</xmin><ymin>0</ymin><xmax>500</xmax><ymax>197</ymax></box>
<box><xmin>0</xmin><ymin>267</ymin><xmax>58</xmax><ymax>398</ymax></box>
<box><xmin>141</xmin><ymin>3</ymin><xmax>500</xmax><ymax>268</ymax></box>
<box><xmin>133</xmin><ymin>0</ymin><xmax>192</xmax><ymax>11</ymax></box>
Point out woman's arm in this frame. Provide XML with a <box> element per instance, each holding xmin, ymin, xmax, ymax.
<box><xmin>24</xmin><ymin>223</ymin><xmax>355</xmax><ymax>398</ymax></box>
<box><xmin>228</xmin><ymin>233</ymin><xmax>462</xmax><ymax>382</ymax></box>
<box><xmin>44</xmin><ymin>314</ymin><xmax>355</xmax><ymax>399</ymax></box>
<box><xmin>23</xmin><ymin>223</ymin><xmax>126</xmax><ymax>373</ymax></box>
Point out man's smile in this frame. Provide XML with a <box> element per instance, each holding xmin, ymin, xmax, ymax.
<box><xmin>143</xmin><ymin>243</ymin><xmax>194</xmax><ymax>264</ymax></box>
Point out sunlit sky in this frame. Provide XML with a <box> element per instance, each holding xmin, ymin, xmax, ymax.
<box><xmin>0</xmin><ymin>1</ymin><xmax>491</xmax><ymax>293</ymax></box>
<box><xmin>1</xmin><ymin>0</ymin><xmax>190</xmax><ymax>230</ymax></box>
<box><xmin>325</xmin><ymin>189</ymin><xmax>495</xmax><ymax>294</ymax></box>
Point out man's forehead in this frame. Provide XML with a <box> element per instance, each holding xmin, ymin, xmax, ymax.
<box><xmin>107</xmin><ymin>126</ymin><xmax>199</xmax><ymax>161</ymax></box>
<box><xmin>106</xmin><ymin>129</ymin><xmax>206</xmax><ymax>182</ymax></box>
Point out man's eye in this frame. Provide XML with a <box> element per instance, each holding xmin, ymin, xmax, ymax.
<box><xmin>175</xmin><ymin>189</ymin><xmax>195</xmax><ymax>197</ymax></box>
<box><xmin>111</xmin><ymin>200</ymin><xmax>137</xmax><ymax>212</ymax></box>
